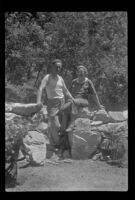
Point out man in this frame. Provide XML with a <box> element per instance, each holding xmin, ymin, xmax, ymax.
<box><xmin>37</xmin><ymin>59</ymin><xmax>74</xmax><ymax>150</ymax></box>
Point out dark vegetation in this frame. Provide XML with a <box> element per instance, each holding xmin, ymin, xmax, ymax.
<box><xmin>5</xmin><ymin>12</ymin><xmax>128</xmax><ymax>110</ymax></box>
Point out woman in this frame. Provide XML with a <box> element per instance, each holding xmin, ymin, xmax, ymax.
<box><xmin>59</xmin><ymin>65</ymin><xmax>104</xmax><ymax>133</ymax></box>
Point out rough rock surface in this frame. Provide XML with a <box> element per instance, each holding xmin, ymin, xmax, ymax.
<box><xmin>123</xmin><ymin>110</ymin><xmax>128</xmax><ymax>120</ymax></box>
<box><xmin>5</xmin><ymin>105</ymin><xmax>49</xmax><ymax>168</ymax></box>
<box><xmin>108</xmin><ymin>111</ymin><xmax>128</xmax><ymax>122</ymax></box>
<box><xmin>67</xmin><ymin>118</ymin><xmax>101</xmax><ymax>159</ymax></box>
<box><xmin>67</xmin><ymin>108</ymin><xmax>128</xmax><ymax>167</ymax></box>
<box><xmin>23</xmin><ymin>131</ymin><xmax>49</xmax><ymax>165</ymax></box>
<box><xmin>5</xmin><ymin>103</ymin><xmax>42</xmax><ymax>116</ymax></box>
<box><xmin>91</xmin><ymin>121</ymin><xmax>128</xmax><ymax>135</ymax></box>
<box><xmin>93</xmin><ymin>109</ymin><xmax>114</xmax><ymax>123</ymax></box>
<box><xmin>90</xmin><ymin>121</ymin><xmax>128</xmax><ymax>167</ymax></box>
<box><xmin>5</xmin><ymin>102</ymin><xmax>128</xmax><ymax>168</ymax></box>
<box><xmin>69</xmin><ymin>130</ymin><xmax>101</xmax><ymax>159</ymax></box>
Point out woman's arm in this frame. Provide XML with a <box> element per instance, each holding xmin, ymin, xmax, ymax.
<box><xmin>88</xmin><ymin>79</ymin><xmax>104</xmax><ymax>109</ymax></box>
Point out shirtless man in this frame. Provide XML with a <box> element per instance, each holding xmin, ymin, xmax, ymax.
<box><xmin>37</xmin><ymin>59</ymin><xmax>74</xmax><ymax>149</ymax></box>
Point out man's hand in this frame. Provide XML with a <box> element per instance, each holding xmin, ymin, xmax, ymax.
<box><xmin>37</xmin><ymin>102</ymin><xmax>43</xmax><ymax>109</ymax></box>
<box><xmin>68</xmin><ymin>97</ymin><xmax>75</xmax><ymax>103</ymax></box>
<box><xmin>98</xmin><ymin>104</ymin><xmax>105</xmax><ymax>110</ymax></box>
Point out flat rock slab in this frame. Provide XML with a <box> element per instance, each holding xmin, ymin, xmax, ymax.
<box><xmin>123</xmin><ymin>110</ymin><xmax>128</xmax><ymax>120</ymax></box>
<box><xmin>91</xmin><ymin>121</ymin><xmax>128</xmax><ymax>136</ymax></box>
<box><xmin>108</xmin><ymin>111</ymin><xmax>128</xmax><ymax>122</ymax></box>
<box><xmin>93</xmin><ymin>110</ymin><xmax>112</xmax><ymax>123</ymax></box>
<box><xmin>5</xmin><ymin>103</ymin><xmax>42</xmax><ymax>116</ymax></box>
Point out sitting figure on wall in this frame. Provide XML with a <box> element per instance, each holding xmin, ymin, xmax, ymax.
<box><xmin>59</xmin><ymin>65</ymin><xmax>104</xmax><ymax>133</ymax></box>
<box><xmin>58</xmin><ymin>65</ymin><xmax>104</xmax><ymax>158</ymax></box>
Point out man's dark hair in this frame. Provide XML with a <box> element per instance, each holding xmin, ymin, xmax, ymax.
<box><xmin>52</xmin><ymin>59</ymin><xmax>62</xmax><ymax>64</ymax></box>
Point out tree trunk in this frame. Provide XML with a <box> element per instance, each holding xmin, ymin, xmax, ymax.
<box><xmin>34</xmin><ymin>69</ymin><xmax>41</xmax><ymax>88</ymax></box>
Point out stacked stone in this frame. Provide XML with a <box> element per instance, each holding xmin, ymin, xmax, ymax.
<box><xmin>67</xmin><ymin>108</ymin><xmax>128</xmax><ymax>167</ymax></box>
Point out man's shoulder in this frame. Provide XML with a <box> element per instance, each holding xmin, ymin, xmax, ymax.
<box><xmin>41</xmin><ymin>74</ymin><xmax>50</xmax><ymax>84</ymax></box>
<box><xmin>43</xmin><ymin>74</ymin><xmax>49</xmax><ymax>78</ymax></box>
<box><xmin>58</xmin><ymin>75</ymin><xmax>64</xmax><ymax>81</ymax></box>
<box><xmin>58</xmin><ymin>74</ymin><xmax>63</xmax><ymax>79</ymax></box>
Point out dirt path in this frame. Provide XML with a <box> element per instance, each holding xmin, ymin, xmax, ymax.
<box><xmin>6</xmin><ymin>159</ymin><xmax>128</xmax><ymax>191</ymax></box>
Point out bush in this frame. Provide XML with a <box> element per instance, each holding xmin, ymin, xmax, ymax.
<box><xmin>5</xmin><ymin>83</ymin><xmax>37</xmax><ymax>103</ymax></box>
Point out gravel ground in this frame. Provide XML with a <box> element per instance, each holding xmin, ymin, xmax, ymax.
<box><xmin>6</xmin><ymin>159</ymin><xmax>128</xmax><ymax>192</ymax></box>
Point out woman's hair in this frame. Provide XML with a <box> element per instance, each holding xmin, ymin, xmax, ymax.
<box><xmin>77</xmin><ymin>65</ymin><xmax>88</xmax><ymax>76</ymax></box>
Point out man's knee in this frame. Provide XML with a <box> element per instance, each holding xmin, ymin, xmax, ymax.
<box><xmin>50</xmin><ymin>115</ymin><xmax>61</xmax><ymax>129</ymax></box>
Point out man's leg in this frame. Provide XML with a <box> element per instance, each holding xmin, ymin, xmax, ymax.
<box><xmin>59</xmin><ymin>102</ymin><xmax>72</xmax><ymax>133</ymax></box>
<box><xmin>48</xmin><ymin>115</ymin><xmax>61</xmax><ymax>147</ymax></box>
<box><xmin>57</xmin><ymin>102</ymin><xmax>73</xmax><ymax>158</ymax></box>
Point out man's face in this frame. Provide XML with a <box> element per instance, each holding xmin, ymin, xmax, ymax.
<box><xmin>55</xmin><ymin>62</ymin><xmax>62</xmax><ymax>71</ymax></box>
<box><xmin>51</xmin><ymin>62</ymin><xmax>62</xmax><ymax>74</ymax></box>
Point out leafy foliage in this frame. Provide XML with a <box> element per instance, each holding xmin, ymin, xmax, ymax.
<box><xmin>5</xmin><ymin>12</ymin><xmax>127</xmax><ymax>110</ymax></box>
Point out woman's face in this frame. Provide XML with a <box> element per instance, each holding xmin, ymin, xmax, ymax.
<box><xmin>77</xmin><ymin>69</ymin><xmax>85</xmax><ymax>80</ymax></box>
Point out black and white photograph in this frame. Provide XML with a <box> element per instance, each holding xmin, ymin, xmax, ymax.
<box><xmin>5</xmin><ymin>12</ymin><xmax>128</xmax><ymax>191</ymax></box>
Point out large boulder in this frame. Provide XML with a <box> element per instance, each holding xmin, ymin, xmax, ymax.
<box><xmin>67</xmin><ymin>109</ymin><xmax>128</xmax><ymax>167</ymax></box>
<box><xmin>91</xmin><ymin>121</ymin><xmax>128</xmax><ymax>167</ymax></box>
<box><xmin>23</xmin><ymin>131</ymin><xmax>49</xmax><ymax>165</ymax></box>
<box><xmin>68</xmin><ymin>118</ymin><xmax>101</xmax><ymax>159</ymax></box>
<box><xmin>5</xmin><ymin>104</ymin><xmax>50</xmax><ymax>167</ymax></box>
<box><xmin>69</xmin><ymin>130</ymin><xmax>101</xmax><ymax>160</ymax></box>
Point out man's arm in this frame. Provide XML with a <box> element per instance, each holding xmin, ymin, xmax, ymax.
<box><xmin>61</xmin><ymin>78</ymin><xmax>74</xmax><ymax>101</ymax></box>
<box><xmin>88</xmin><ymin>79</ymin><xmax>104</xmax><ymax>110</ymax></box>
<box><xmin>37</xmin><ymin>75</ymin><xmax>48</xmax><ymax>104</ymax></box>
